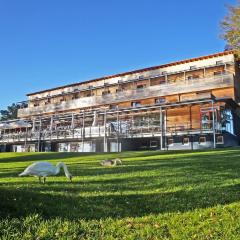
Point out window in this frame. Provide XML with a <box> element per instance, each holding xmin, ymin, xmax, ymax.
<box><xmin>150</xmin><ymin>141</ymin><xmax>158</xmax><ymax>148</ymax></box>
<box><xmin>214</xmin><ymin>71</ymin><xmax>223</xmax><ymax>76</ymax></box>
<box><xmin>102</xmin><ymin>90</ymin><xmax>111</xmax><ymax>96</ymax></box>
<box><xmin>155</xmin><ymin>98</ymin><xmax>166</xmax><ymax>104</ymax></box>
<box><xmin>182</xmin><ymin>137</ymin><xmax>190</xmax><ymax>145</ymax></box>
<box><xmin>45</xmin><ymin>98</ymin><xmax>51</xmax><ymax>105</ymax></box>
<box><xmin>137</xmin><ymin>84</ymin><xmax>146</xmax><ymax>89</ymax></box>
<box><xmin>86</xmin><ymin>92</ymin><xmax>93</xmax><ymax>97</ymax></box>
<box><xmin>216</xmin><ymin>60</ymin><xmax>223</xmax><ymax>65</ymax></box>
<box><xmin>220</xmin><ymin>109</ymin><xmax>234</xmax><ymax>134</ymax></box>
<box><xmin>138</xmin><ymin>75</ymin><xmax>144</xmax><ymax>79</ymax></box>
<box><xmin>216</xmin><ymin>135</ymin><xmax>224</xmax><ymax>144</ymax></box>
<box><xmin>190</xmin><ymin>65</ymin><xmax>197</xmax><ymax>70</ymax></box>
<box><xmin>187</xmin><ymin>75</ymin><xmax>199</xmax><ymax>80</ymax></box>
<box><xmin>197</xmin><ymin>91</ymin><xmax>211</xmax><ymax>97</ymax></box>
<box><xmin>162</xmin><ymin>71</ymin><xmax>168</xmax><ymax>75</ymax></box>
<box><xmin>110</xmin><ymin>104</ymin><xmax>118</xmax><ymax>110</ymax></box>
<box><xmin>167</xmin><ymin>138</ymin><xmax>174</xmax><ymax>146</ymax></box>
<box><xmin>199</xmin><ymin>136</ymin><xmax>206</xmax><ymax>145</ymax></box>
<box><xmin>150</xmin><ymin>78</ymin><xmax>166</xmax><ymax>86</ymax></box>
<box><xmin>72</xmin><ymin>93</ymin><xmax>79</xmax><ymax>100</ymax></box>
<box><xmin>116</xmin><ymin>89</ymin><xmax>123</xmax><ymax>93</ymax></box>
<box><xmin>131</xmin><ymin>101</ymin><xmax>141</xmax><ymax>107</ymax></box>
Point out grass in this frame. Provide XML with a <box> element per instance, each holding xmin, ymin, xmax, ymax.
<box><xmin>1</xmin><ymin>148</ymin><xmax>240</xmax><ymax>239</ymax></box>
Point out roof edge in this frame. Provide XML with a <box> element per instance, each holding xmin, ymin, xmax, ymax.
<box><xmin>27</xmin><ymin>50</ymin><xmax>236</xmax><ymax>96</ymax></box>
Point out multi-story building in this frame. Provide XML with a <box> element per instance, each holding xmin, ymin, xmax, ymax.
<box><xmin>0</xmin><ymin>50</ymin><xmax>240</xmax><ymax>152</ymax></box>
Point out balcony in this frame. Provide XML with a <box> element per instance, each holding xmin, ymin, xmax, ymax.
<box><xmin>0</xmin><ymin>120</ymin><xmax>220</xmax><ymax>144</ymax></box>
<box><xmin>18</xmin><ymin>73</ymin><xmax>234</xmax><ymax>117</ymax></box>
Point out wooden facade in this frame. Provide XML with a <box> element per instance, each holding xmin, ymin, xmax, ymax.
<box><xmin>0</xmin><ymin>51</ymin><xmax>240</xmax><ymax>152</ymax></box>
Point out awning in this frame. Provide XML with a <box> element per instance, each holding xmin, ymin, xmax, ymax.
<box><xmin>9</xmin><ymin>120</ymin><xmax>32</xmax><ymax>129</ymax></box>
<box><xmin>0</xmin><ymin>120</ymin><xmax>32</xmax><ymax>129</ymax></box>
<box><xmin>0</xmin><ymin>123</ymin><xmax>11</xmax><ymax>129</ymax></box>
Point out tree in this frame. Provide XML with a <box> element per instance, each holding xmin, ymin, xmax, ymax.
<box><xmin>0</xmin><ymin>103</ymin><xmax>20</xmax><ymax>121</ymax></box>
<box><xmin>221</xmin><ymin>1</ymin><xmax>240</xmax><ymax>55</ymax></box>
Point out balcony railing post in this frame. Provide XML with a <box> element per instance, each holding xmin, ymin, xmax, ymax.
<box><xmin>103</xmin><ymin>108</ymin><xmax>108</xmax><ymax>152</ymax></box>
<box><xmin>24</xmin><ymin>128</ymin><xmax>27</xmax><ymax>152</ymax></box>
<box><xmin>117</xmin><ymin>108</ymin><xmax>120</xmax><ymax>152</ymax></box>
<box><xmin>160</xmin><ymin>106</ymin><xmax>163</xmax><ymax>150</ymax></box>
<box><xmin>212</xmin><ymin>100</ymin><xmax>216</xmax><ymax>149</ymax></box>
<box><xmin>50</xmin><ymin>116</ymin><xmax>53</xmax><ymax>141</ymax></box>
<box><xmin>37</xmin><ymin>118</ymin><xmax>42</xmax><ymax>152</ymax></box>
<box><xmin>82</xmin><ymin>110</ymin><xmax>85</xmax><ymax>152</ymax></box>
<box><xmin>164</xmin><ymin>109</ymin><xmax>168</xmax><ymax>150</ymax></box>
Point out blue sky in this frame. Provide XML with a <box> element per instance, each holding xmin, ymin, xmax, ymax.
<box><xmin>0</xmin><ymin>0</ymin><xmax>237</xmax><ymax>110</ymax></box>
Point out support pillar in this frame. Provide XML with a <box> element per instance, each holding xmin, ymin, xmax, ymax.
<box><xmin>212</xmin><ymin>100</ymin><xmax>216</xmax><ymax>149</ymax></box>
<box><xmin>160</xmin><ymin>107</ymin><xmax>163</xmax><ymax>150</ymax></box>
<box><xmin>82</xmin><ymin>110</ymin><xmax>85</xmax><ymax>152</ymax></box>
<box><xmin>24</xmin><ymin>127</ymin><xmax>27</xmax><ymax>152</ymax></box>
<box><xmin>164</xmin><ymin>109</ymin><xmax>168</xmax><ymax>150</ymax></box>
<box><xmin>117</xmin><ymin>109</ymin><xmax>120</xmax><ymax>152</ymax></box>
<box><xmin>103</xmin><ymin>108</ymin><xmax>108</xmax><ymax>152</ymax></box>
<box><xmin>189</xmin><ymin>105</ymin><xmax>193</xmax><ymax>150</ymax></box>
<box><xmin>71</xmin><ymin>113</ymin><xmax>75</xmax><ymax>138</ymax></box>
<box><xmin>50</xmin><ymin>116</ymin><xmax>53</xmax><ymax>141</ymax></box>
<box><xmin>37</xmin><ymin>118</ymin><xmax>42</xmax><ymax>152</ymax></box>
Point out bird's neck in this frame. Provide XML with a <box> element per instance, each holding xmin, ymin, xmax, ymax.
<box><xmin>56</xmin><ymin>163</ymin><xmax>70</xmax><ymax>177</ymax></box>
<box><xmin>55</xmin><ymin>164</ymin><xmax>61</xmax><ymax>175</ymax></box>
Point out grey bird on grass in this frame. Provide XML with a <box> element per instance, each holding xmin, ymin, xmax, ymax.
<box><xmin>100</xmin><ymin>158</ymin><xmax>122</xmax><ymax>167</ymax></box>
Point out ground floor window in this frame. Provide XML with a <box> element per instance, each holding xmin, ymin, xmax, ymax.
<box><xmin>58</xmin><ymin>142</ymin><xmax>96</xmax><ymax>152</ymax></box>
<box><xmin>150</xmin><ymin>141</ymin><xmax>158</xmax><ymax>148</ymax></box>
<box><xmin>167</xmin><ymin>138</ymin><xmax>174</xmax><ymax>146</ymax></box>
<box><xmin>199</xmin><ymin>136</ymin><xmax>206</xmax><ymax>145</ymax></box>
<box><xmin>216</xmin><ymin>135</ymin><xmax>224</xmax><ymax>144</ymax></box>
<box><xmin>182</xmin><ymin>137</ymin><xmax>190</xmax><ymax>146</ymax></box>
<box><xmin>220</xmin><ymin>109</ymin><xmax>234</xmax><ymax>134</ymax></box>
<box><xmin>110</xmin><ymin>142</ymin><xmax>121</xmax><ymax>152</ymax></box>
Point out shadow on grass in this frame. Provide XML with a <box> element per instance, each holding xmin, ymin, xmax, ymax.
<box><xmin>0</xmin><ymin>183</ymin><xmax>240</xmax><ymax>220</ymax></box>
<box><xmin>1</xmin><ymin>148</ymin><xmax>240</xmax><ymax>220</ymax></box>
<box><xmin>0</xmin><ymin>150</ymin><xmax>173</xmax><ymax>164</ymax></box>
<box><xmin>0</xmin><ymin>152</ymin><xmax>99</xmax><ymax>164</ymax></box>
<box><xmin>1</xmin><ymin>147</ymin><xmax>236</xmax><ymax>164</ymax></box>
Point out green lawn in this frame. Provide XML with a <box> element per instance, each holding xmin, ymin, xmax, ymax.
<box><xmin>1</xmin><ymin>148</ymin><xmax>240</xmax><ymax>239</ymax></box>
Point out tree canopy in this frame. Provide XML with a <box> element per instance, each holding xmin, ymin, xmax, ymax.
<box><xmin>221</xmin><ymin>1</ymin><xmax>240</xmax><ymax>55</ymax></box>
<box><xmin>0</xmin><ymin>103</ymin><xmax>20</xmax><ymax>121</ymax></box>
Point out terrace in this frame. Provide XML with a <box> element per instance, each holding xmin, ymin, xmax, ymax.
<box><xmin>1</xmin><ymin>97</ymin><xmax>229</xmax><ymax>150</ymax></box>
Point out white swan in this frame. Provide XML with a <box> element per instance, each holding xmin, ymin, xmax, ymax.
<box><xmin>19</xmin><ymin>162</ymin><xmax>73</xmax><ymax>183</ymax></box>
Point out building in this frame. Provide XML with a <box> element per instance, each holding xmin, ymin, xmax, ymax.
<box><xmin>0</xmin><ymin>50</ymin><xmax>240</xmax><ymax>152</ymax></box>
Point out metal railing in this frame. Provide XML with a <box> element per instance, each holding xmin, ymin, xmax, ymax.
<box><xmin>18</xmin><ymin>73</ymin><xmax>234</xmax><ymax>117</ymax></box>
<box><xmin>0</xmin><ymin>120</ymin><xmax>221</xmax><ymax>143</ymax></box>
